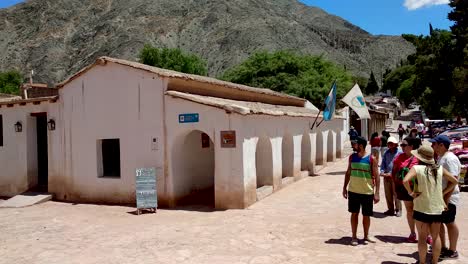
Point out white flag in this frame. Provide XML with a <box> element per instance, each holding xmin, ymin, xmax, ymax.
<box><xmin>341</xmin><ymin>84</ymin><xmax>371</xmax><ymax>119</ymax></box>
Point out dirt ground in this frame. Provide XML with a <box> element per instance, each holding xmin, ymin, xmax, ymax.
<box><xmin>1</xmin><ymin>153</ymin><xmax>466</xmax><ymax>264</ymax></box>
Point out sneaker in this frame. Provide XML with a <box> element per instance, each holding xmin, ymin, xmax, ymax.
<box><xmin>426</xmin><ymin>235</ymin><xmax>433</xmax><ymax>245</ymax></box>
<box><xmin>407</xmin><ymin>233</ymin><xmax>417</xmax><ymax>243</ymax></box>
<box><xmin>384</xmin><ymin>210</ymin><xmax>395</xmax><ymax>216</ymax></box>
<box><xmin>395</xmin><ymin>210</ymin><xmax>402</xmax><ymax>217</ymax></box>
<box><xmin>438</xmin><ymin>247</ymin><xmax>449</xmax><ymax>257</ymax></box>
<box><xmin>351</xmin><ymin>238</ymin><xmax>359</xmax><ymax>246</ymax></box>
<box><xmin>363</xmin><ymin>236</ymin><xmax>377</xmax><ymax>244</ymax></box>
<box><xmin>441</xmin><ymin>250</ymin><xmax>459</xmax><ymax>259</ymax></box>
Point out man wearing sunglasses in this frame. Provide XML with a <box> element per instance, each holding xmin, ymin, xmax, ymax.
<box><xmin>430</xmin><ymin>135</ymin><xmax>461</xmax><ymax>260</ymax></box>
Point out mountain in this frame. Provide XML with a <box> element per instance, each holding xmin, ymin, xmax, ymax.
<box><xmin>0</xmin><ymin>0</ymin><xmax>415</xmax><ymax>85</ymax></box>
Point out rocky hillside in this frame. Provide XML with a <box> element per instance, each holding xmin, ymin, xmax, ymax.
<box><xmin>0</xmin><ymin>0</ymin><xmax>415</xmax><ymax>85</ymax></box>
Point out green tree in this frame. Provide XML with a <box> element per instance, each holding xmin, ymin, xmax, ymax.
<box><xmin>138</xmin><ymin>45</ymin><xmax>208</xmax><ymax>76</ymax></box>
<box><xmin>365</xmin><ymin>71</ymin><xmax>379</xmax><ymax>95</ymax></box>
<box><xmin>385</xmin><ymin>29</ymin><xmax>456</xmax><ymax>118</ymax></box>
<box><xmin>448</xmin><ymin>0</ymin><xmax>468</xmax><ymax>115</ymax></box>
<box><xmin>0</xmin><ymin>70</ymin><xmax>22</xmax><ymax>95</ymax></box>
<box><xmin>220</xmin><ymin>51</ymin><xmax>354</xmax><ymax>107</ymax></box>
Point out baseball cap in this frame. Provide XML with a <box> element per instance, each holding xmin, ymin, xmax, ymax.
<box><xmin>387</xmin><ymin>136</ymin><xmax>398</xmax><ymax>144</ymax></box>
<box><xmin>429</xmin><ymin>135</ymin><xmax>451</xmax><ymax>148</ymax></box>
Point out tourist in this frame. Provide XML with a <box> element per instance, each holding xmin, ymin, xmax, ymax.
<box><xmin>392</xmin><ymin>137</ymin><xmax>420</xmax><ymax>243</ymax></box>
<box><xmin>348</xmin><ymin>126</ymin><xmax>359</xmax><ymax>146</ymax></box>
<box><xmin>403</xmin><ymin>145</ymin><xmax>458</xmax><ymax>264</ymax></box>
<box><xmin>380</xmin><ymin>130</ymin><xmax>390</xmax><ymax>162</ymax></box>
<box><xmin>380</xmin><ymin>136</ymin><xmax>402</xmax><ymax>216</ymax></box>
<box><xmin>342</xmin><ymin>136</ymin><xmax>380</xmax><ymax>246</ymax></box>
<box><xmin>370</xmin><ymin>132</ymin><xmax>381</xmax><ymax>163</ymax></box>
<box><xmin>416</xmin><ymin>121</ymin><xmax>425</xmax><ymax>139</ymax></box>
<box><xmin>430</xmin><ymin>135</ymin><xmax>461</xmax><ymax>260</ymax></box>
<box><xmin>398</xmin><ymin>124</ymin><xmax>406</xmax><ymax>142</ymax></box>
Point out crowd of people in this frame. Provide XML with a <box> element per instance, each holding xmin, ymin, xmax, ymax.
<box><xmin>343</xmin><ymin>129</ymin><xmax>461</xmax><ymax>264</ymax></box>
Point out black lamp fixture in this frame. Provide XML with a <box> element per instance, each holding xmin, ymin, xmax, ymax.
<box><xmin>47</xmin><ymin>119</ymin><xmax>56</xmax><ymax>131</ymax></box>
<box><xmin>14</xmin><ymin>121</ymin><xmax>22</xmax><ymax>132</ymax></box>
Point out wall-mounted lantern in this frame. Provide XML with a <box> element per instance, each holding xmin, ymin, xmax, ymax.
<box><xmin>14</xmin><ymin>121</ymin><xmax>22</xmax><ymax>132</ymax></box>
<box><xmin>47</xmin><ymin>119</ymin><xmax>56</xmax><ymax>131</ymax></box>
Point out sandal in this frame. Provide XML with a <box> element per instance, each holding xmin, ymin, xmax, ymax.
<box><xmin>351</xmin><ymin>238</ymin><xmax>358</xmax><ymax>246</ymax></box>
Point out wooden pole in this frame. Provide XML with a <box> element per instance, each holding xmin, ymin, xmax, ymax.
<box><xmin>311</xmin><ymin>110</ymin><xmax>322</xmax><ymax>130</ymax></box>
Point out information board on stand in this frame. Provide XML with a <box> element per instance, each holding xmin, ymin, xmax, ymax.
<box><xmin>135</xmin><ymin>167</ymin><xmax>157</xmax><ymax>215</ymax></box>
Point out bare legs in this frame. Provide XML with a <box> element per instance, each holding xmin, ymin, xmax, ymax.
<box><xmin>416</xmin><ymin>220</ymin><xmax>441</xmax><ymax>264</ymax></box>
<box><xmin>404</xmin><ymin>201</ymin><xmax>416</xmax><ymax>235</ymax></box>
<box><xmin>351</xmin><ymin>213</ymin><xmax>358</xmax><ymax>239</ymax></box>
<box><xmin>363</xmin><ymin>216</ymin><xmax>370</xmax><ymax>239</ymax></box>
<box><xmin>440</xmin><ymin>222</ymin><xmax>459</xmax><ymax>251</ymax></box>
<box><xmin>350</xmin><ymin>213</ymin><xmax>371</xmax><ymax>239</ymax></box>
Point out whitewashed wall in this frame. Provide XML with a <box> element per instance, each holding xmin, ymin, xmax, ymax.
<box><xmin>48</xmin><ymin>63</ymin><xmax>166</xmax><ymax>204</ymax></box>
<box><xmin>165</xmin><ymin>96</ymin><xmax>245</xmax><ymax>209</ymax></box>
<box><xmin>0</xmin><ymin>103</ymin><xmax>54</xmax><ymax>196</ymax></box>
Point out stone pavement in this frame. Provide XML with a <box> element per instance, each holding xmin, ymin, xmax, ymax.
<box><xmin>0</xmin><ymin>155</ymin><xmax>466</xmax><ymax>264</ymax></box>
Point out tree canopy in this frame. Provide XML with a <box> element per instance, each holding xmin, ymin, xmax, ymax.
<box><xmin>220</xmin><ymin>51</ymin><xmax>354</xmax><ymax>107</ymax></box>
<box><xmin>0</xmin><ymin>70</ymin><xmax>22</xmax><ymax>95</ymax></box>
<box><xmin>382</xmin><ymin>2</ymin><xmax>468</xmax><ymax>118</ymax></box>
<box><xmin>365</xmin><ymin>71</ymin><xmax>379</xmax><ymax>95</ymax></box>
<box><xmin>138</xmin><ymin>45</ymin><xmax>208</xmax><ymax>76</ymax></box>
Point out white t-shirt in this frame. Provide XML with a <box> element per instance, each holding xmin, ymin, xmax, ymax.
<box><xmin>438</xmin><ymin>151</ymin><xmax>461</xmax><ymax>206</ymax></box>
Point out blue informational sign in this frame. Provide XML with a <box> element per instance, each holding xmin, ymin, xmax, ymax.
<box><xmin>136</xmin><ymin>168</ymin><xmax>157</xmax><ymax>209</ymax></box>
<box><xmin>179</xmin><ymin>113</ymin><xmax>199</xmax><ymax>123</ymax></box>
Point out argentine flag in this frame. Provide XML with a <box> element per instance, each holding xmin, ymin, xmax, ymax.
<box><xmin>323</xmin><ymin>82</ymin><xmax>337</xmax><ymax>121</ymax></box>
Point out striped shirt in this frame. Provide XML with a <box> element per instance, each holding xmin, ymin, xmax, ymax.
<box><xmin>348</xmin><ymin>153</ymin><xmax>374</xmax><ymax>195</ymax></box>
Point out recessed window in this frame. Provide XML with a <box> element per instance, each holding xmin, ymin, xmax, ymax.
<box><xmin>97</xmin><ymin>138</ymin><xmax>121</xmax><ymax>178</ymax></box>
<box><xmin>0</xmin><ymin>115</ymin><xmax>3</xmax><ymax>147</ymax></box>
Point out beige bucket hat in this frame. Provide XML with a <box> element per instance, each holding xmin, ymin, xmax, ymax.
<box><xmin>411</xmin><ymin>145</ymin><xmax>435</xmax><ymax>165</ymax></box>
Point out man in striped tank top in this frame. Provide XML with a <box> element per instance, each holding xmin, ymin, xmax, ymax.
<box><xmin>343</xmin><ymin>136</ymin><xmax>380</xmax><ymax>246</ymax></box>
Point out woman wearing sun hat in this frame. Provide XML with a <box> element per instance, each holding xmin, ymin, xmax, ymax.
<box><xmin>403</xmin><ymin>145</ymin><xmax>458</xmax><ymax>264</ymax></box>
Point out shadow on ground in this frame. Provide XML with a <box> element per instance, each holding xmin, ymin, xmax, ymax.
<box><xmin>397</xmin><ymin>251</ymin><xmax>419</xmax><ymax>261</ymax></box>
<box><xmin>325</xmin><ymin>171</ymin><xmax>347</xmax><ymax>176</ymax></box>
<box><xmin>373</xmin><ymin>211</ymin><xmax>390</xmax><ymax>219</ymax></box>
<box><xmin>324</xmin><ymin>236</ymin><xmax>351</xmax><ymax>246</ymax></box>
<box><xmin>375</xmin><ymin>235</ymin><xmax>408</xmax><ymax>244</ymax></box>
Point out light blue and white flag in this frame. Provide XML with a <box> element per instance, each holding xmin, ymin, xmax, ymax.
<box><xmin>323</xmin><ymin>81</ymin><xmax>337</xmax><ymax>121</ymax></box>
<box><xmin>341</xmin><ymin>83</ymin><xmax>370</xmax><ymax>119</ymax></box>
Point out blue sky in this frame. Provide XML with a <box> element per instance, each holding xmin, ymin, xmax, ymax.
<box><xmin>301</xmin><ymin>0</ymin><xmax>452</xmax><ymax>35</ymax></box>
<box><xmin>1</xmin><ymin>0</ymin><xmax>452</xmax><ymax>36</ymax></box>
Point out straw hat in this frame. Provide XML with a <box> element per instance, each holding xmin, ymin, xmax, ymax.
<box><xmin>411</xmin><ymin>145</ymin><xmax>435</xmax><ymax>165</ymax></box>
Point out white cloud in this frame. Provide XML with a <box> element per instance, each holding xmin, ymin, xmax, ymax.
<box><xmin>404</xmin><ymin>0</ymin><xmax>449</xmax><ymax>10</ymax></box>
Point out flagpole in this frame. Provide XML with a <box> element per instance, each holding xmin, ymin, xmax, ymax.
<box><xmin>316</xmin><ymin>117</ymin><xmax>325</xmax><ymax>128</ymax></box>
<box><xmin>313</xmin><ymin>79</ymin><xmax>337</xmax><ymax>129</ymax></box>
<box><xmin>310</xmin><ymin>109</ymin><xmax>322</xmax><ymax>130</ymax></box>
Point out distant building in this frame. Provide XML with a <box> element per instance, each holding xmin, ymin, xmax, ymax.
<box><xmin>20</xmin><ymin>83</ymin><xmax>58</xmax><ymax>99</ymax></box>
<box><xmin>0</xmin><ymin>57</ymin><xmax>348</xmax><ymax>209</ymax></box>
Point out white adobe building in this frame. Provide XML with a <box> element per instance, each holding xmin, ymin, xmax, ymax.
<box><xmin>0</xmin><ymin>57</ymin><xmax>348</xmax><ymax>209</ymax></box>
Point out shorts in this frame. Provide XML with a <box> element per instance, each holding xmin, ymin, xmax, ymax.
<box><xmin>441</xmin><ymin>203</ymin><xmax>457</xmax><ymax>224</ymax></box>
<box><xmin>395</xmin><ymin>184</ymin><xmax>413</xmax><ymax>201</ymax></box>
<box><xmin>348</xmin><ymin>191</ymin><xmax>374</xmax><ymax>216</ymax></box>
<box><xmin>413</xmin><ymin>211</ymin><xmax>442</xmax><ymax>223</ymax></box>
